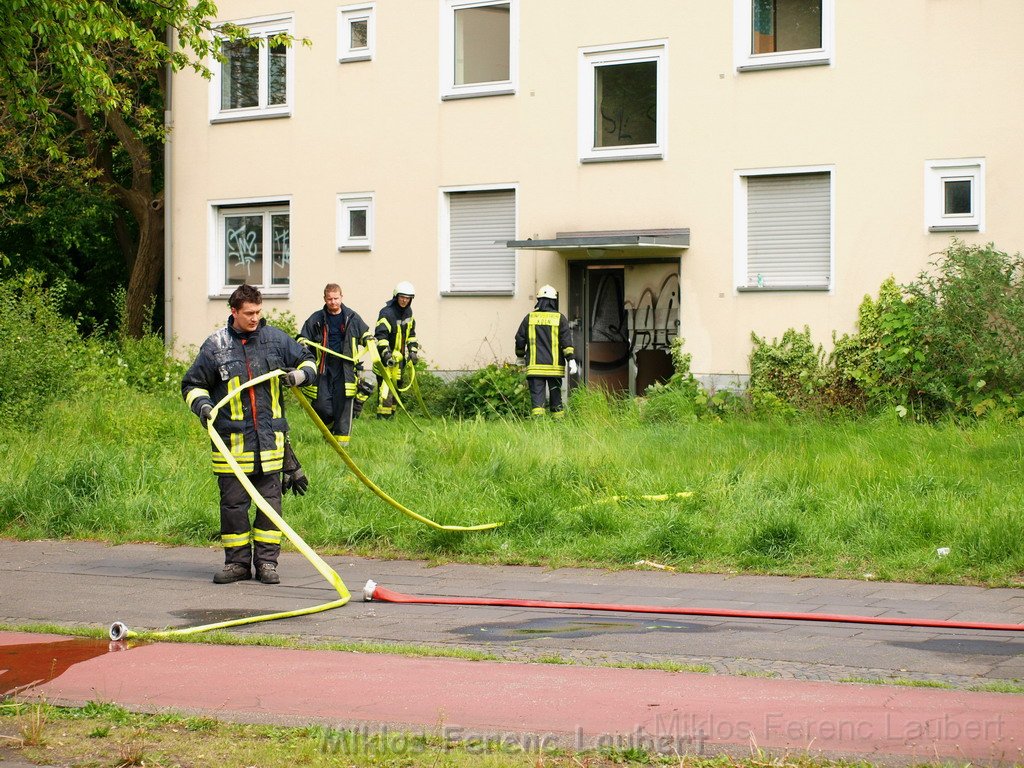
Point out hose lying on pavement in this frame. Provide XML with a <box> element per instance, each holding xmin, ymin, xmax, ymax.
<box><xmin>109</xmin><ymin>371</ymin><xmax>500</xmax><ymax>641</ymax></box>
<box><xmin>362</xmin><ymin>581</ymin><xmax>1024</xmax><ymax>632</ymax></box>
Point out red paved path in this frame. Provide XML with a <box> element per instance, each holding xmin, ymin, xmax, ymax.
<box><xmin>4</xmin><ymin>632</ymin><xmax>1022</xmax><ymax>763</ymax></box>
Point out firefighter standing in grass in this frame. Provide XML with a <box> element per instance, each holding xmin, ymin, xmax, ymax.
<box><xmin>374</xmin><ymin>281</ymin><xmax>419</xmax><ymax>419</ymax></box>
<box><xmin>182</xmin><ymin>284</ymin><xmax>318</xmax><ymax>585</ymax></box>
<box><xmin>298</xmin><ymin>283</ymin><xmax>372</xmax><ymax>445</ymax></box>
<box><xmin>514</xmin><ymin>284</ymin><xmax>578</xmax><ymax>418</ymax></box>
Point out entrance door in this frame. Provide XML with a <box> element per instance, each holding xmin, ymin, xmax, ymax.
<box><xmin>568</xmin><ymin>260</ymin><xmax>680</xmax><ymax>396</ymax></box>
<box><xmin>568</xmin><ymin>264</ymin><xmax>630</xmax><ymax>394</ymax></box>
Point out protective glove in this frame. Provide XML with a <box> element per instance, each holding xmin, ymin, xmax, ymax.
<box><xmin>568</xmin><ymin>359</ymin><xmax>579</xmax><ymax>375</ymax></box>
<box><xmin>280</xmin><ymin>368</ymin><xmax>306</xmax><ymax>387</ymax></box>
<box><xmin>199</xmin><ymin>403</ymin><xmax>213</xmax><ymax>429</ymax></box>
<box><xmin>283</xmin><ymin>467</ymin><xmax>309</xmax><ymax>496</ymax></box>
<box><xmin>356</xmin><ymin>372</ymin><xmax>375</xmax><ymax>398</ymax></box>
<box><xmin>515</xmin><ymin>356</ymin><xmax>526</xmax><ymax>367</ymax></box>
<box><xmin>282</xmin><ymin>439</ymin><xmax>308</xmax><ymax>496</ymax></box>
<box><xmin>408</xmin><ymin>348</ymin><xmax>419</xmax><ymax>365</ymax></box>
<box><xmin>379</xmin><ymin>347</ymin><xmax>393</xmax><ymax>367</ymax></box>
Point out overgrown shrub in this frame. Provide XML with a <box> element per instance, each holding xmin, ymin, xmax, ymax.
<box><xmin>438</xmin><ymin>362</ymin><xmax>530</xmax><ymax>419</ymax></box>
<box><xmin>752</xmin><ymin>241</ymin><xmax>1024</xmax><ymax>419</ymax></box>
<box><xmin>748</xmin><ymin>326</ymin><xmax>826</xmax><ymax>409</ymax></box>
<box><xmin>0</xmin><ymin>272</ymin><xmax>83</xmax><ymax>424</ymax></box>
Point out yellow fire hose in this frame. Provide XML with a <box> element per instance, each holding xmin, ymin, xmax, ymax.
<box><xmin>291</xmin><ymin>386</ymin><xmax>500</xmax><ymax>532</ymax></box>
<box><xmin>109</xmin><ymin>369</ymin><xmax>499</xmax><ymax>641</ymax></box>
<box><xmin>109</xmin><ymin>372</ymin><xmax>351</xmax><ymax>641</ymax></box>
<box><xmin>299</xmin><ymin>338</ymin><xmax>424</xmax><ymax>430</ymax></box>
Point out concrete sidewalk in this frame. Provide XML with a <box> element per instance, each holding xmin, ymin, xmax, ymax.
<box><xmin>3</xmin><ymin>540</ymin><xmax>1024</xmax><ymax>763</ymax></box>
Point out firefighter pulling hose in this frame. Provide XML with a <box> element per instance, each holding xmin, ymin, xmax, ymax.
<box><xmin>109</xmin><ymin>367</ymin><xmax>500</xmax><ymax>641</ymax></box>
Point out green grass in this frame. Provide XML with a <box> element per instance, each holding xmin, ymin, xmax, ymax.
<box><xmin>2</xmin><ymin>386</ymin><xmax>1024</xmax><ymax>586</ymax></box>
<box><xmin>837</xmin><ymin>677</ymin><xmax>954</xmax><ymax>689</ymax></box>
<box><xmin>605</xmin><ymin>660</ymin><xmax>712</xmax><ymax>674</ymax></box>
<box><xmin>968</xmin><ymin>680</ymin><xmax>1024</xmax><ymax>694</ymax></box>
<box><xmin>0</xmin><ymin>702</ymin><xmax>906</xmax><ymax>768</ymax></box>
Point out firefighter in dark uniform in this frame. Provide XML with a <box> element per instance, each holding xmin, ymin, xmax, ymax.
<box><xmin>181</xmin><ymin>284</ymin><xmax>318</xmax><ymax>585</ymax></box>
<box><xmin>298</xmin><ymin>283</ymin><xmax>372</xmax><ymax>445</ymax></box>
<box><xmin>374</xmin><ymin>281</ymin><xmax>419</xmax><ymax>419</ymax></box>
<box><xmin>514</xmin><ymin>284</ymin><xmax>578</xmax><ymax>418</ymax></box>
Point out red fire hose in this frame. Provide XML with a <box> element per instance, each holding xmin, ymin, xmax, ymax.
<box><xmin>363</xmin><ymin>581</ymin><xmax>1024</xmax><ymax>632</ymax></box>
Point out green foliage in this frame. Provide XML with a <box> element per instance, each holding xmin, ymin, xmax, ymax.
<box><xmin>0</xmin><ymin>272</ymin><xmax>83</xmax><ymax>424</ymax></box>
<box><xmin>439</xmin><ymin>363</ymin><xmax>531</xmax><ymax>419</ymax></box>
<box><xmin>264</xmin><ymin>308</ymin><xmax>299</xmax><ymax>338</ymax></box>
<box><xmin>748</xmin><ymin>326</ymin><xmax>826</xmax><ymax>410</ymax></box>
<box><xmin>750</xmin><ymin>241</ymin><xmax>1024</xmax><ymax>419</ymax></box>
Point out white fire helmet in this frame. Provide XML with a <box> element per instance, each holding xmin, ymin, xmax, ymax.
<box><xmin>537</xmin><ymin>284</ymin><xmax>558</xmax><ymax>300</ymax></box>
<box><xmin>393</xmin><ymin>281</ymin><xmax>416</xmax><ymax>298</ymax></box>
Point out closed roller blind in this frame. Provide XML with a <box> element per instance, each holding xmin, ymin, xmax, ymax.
<box><xmin>448</xmin><ymin>189</ymin><xmax>516</xmax><ymax>293</ymax></box>
<box><xmin>746</xmin><ymin>172</ymin><xmax>830</xmax><ymax>288</ymax></box>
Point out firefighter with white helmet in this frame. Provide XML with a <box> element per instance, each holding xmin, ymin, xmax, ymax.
<box><xmin>374</xmin><ymin>281</ymin><xmax>419</xmax><ymax>418</ymax></box>
<box><xmin>514</xmin><ymin>284</ymin><xmax>578</xmax><ymax>418</ymax></box>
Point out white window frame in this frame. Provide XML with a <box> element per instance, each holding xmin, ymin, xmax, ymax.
<box><xmin>338</xmin><ymin>3</ymin><xmax>375</xmax><ymax>63</ymax></box>
<box><xmin>734</xmin><ymin>0</ymin><xmax>834</xmax><ymax>71</ymax></box>
<box><xmin>925</xmin><ymin>158</ymin><xmax>985</xmax><ymax>232</ymax></box>
<box><xmin>208</xmin><ymin>196</ymin><xmax>292</xmax><ymax>298</ymax></box>
<box><xmin>209</xmin><ymin>15</ymin><xmax>295</xmax><ymax>123</ymax></box>
<box><xmin>733</xmin><ymin>165</ymin><xmax>835</xmax><ymax>293</ymax></box>
<box><xmin>439</xmin><ymin>0</ymin><xmax>519</xmax><ymax>100</ymax></box>
<box><xmin>578</xmin><ymin>40</ymin><xmax>668</xmax><ymax>163</ymax></box>
<box><xmin>337</xmin><ymin>193</ymin><xmax>374</xmax><ymax>251</ymax></box>
<box><xmin>439</xmin><ymin>183</ymin><xmax>518</xmax><ymax>296</ymax></box>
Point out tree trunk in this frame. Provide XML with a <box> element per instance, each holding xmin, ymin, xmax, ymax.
<box><xmin>122</xmin><ymin>198</ymin><xmax>164</xmax><ymax>338</ymax></box>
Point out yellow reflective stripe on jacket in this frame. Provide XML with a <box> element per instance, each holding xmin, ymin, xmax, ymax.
<box><xmin>221</xmin><ymin>531</ymin><xmax>251</xmax><ymax>548</ymax></box>
<box><xmin>185</xmin><ymin>388</ymin><xmax>210</xmax><ymax>408</ymax></box>
<box><xmin>299</xmin><ymin>360</ymin><xmax>317</xmax><ymax>378</ymax></box>
<box><xmin>253</xmin><ymin>527</ymin><xmax>282</xmax><ymax>544</ymax></box>
<box><xmin>527</xmin><ymin>364</ymin><xmax>564</xmax><ymax>377</ymax></box>
<box><xmin>259</xmin><ymin>431</ymin><xmax>286</xmax><ymax>473</ymax></box>
<box><xmin>212</xmin><ymin>432</ymin><xmax>254</xmax><ymax>474</ymax></box>
<box><xmin>228</xmin><ymin>376</ymin><xmax>244</xmax><ymax>421</ymax></box>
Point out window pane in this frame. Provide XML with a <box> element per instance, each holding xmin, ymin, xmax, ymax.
<box><xmin>943</xmin><ymin>180</ymin><xmax>972</xmax><ymax>215</ymax></box>
<box><xmin>348</xmin><ymin>208</ymin><xmax>367</xmax><ymax>238</ymax></box>
<box><xmin>454</xmin><ymin>4</ymin><xmax>510</xmax><ymax>85</ymax></box>
<box><xmin>350</xmin><ymin>19</ymin><xmax>368</xmax><ymax>49</ymax></box>
<box><xmin>269</xmin><ymin>42</ymin><xmax>287</xmax><ymax>106</ymax></box>
<box><xmin>752</xmin><ymin>0</ymin><xmax>822</xmax><ymax>54</ymax></box>
<box><xmin>594</xmin><ymin>61</ymin><xmax>657</xmax><ymax>148</ymax></box>
<box><xmin>271</xmin><ymin>213</ymin><xmax>290</xmax><ymax>285</ymax></box>
<box><xmin>224</xmin><ymin>215</ymin><xmax>263</xmax><ymax>285</ymax></box>
<box><xmin>221</xmin><ymin>41</ymin><xmax>259</xmax><ymax>109</ymax></box>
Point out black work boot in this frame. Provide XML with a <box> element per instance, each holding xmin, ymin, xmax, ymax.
<box><xmin>213</xmin><ymin>563</ymin><xmax>251</xmax><ymax>584</ymax></box>
<box><xmin>256</xmin><ymin>562</ymin><xmax>280</xmax><ymax>585</ymax></box>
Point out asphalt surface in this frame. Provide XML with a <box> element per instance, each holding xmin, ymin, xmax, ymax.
<box><xmin>3</xmin><ymin>539</ymin><xmax>1024</xmax><ymax>764</ymax></box>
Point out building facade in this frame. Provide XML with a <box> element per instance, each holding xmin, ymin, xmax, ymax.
<box><xmin>167</xmin><ymin>0</ymin><xmax>1024</xmax><ymax>393</ymax></box>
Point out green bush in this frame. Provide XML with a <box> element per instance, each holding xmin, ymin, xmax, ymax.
<box><xmin>0</xmin><ymin>272</ymin><xmax>83</xmax><ymax>424</ymax></box>
<box><xmin>439</xmin><ymin>362</ymin><xmax>530</xmax><ymax>419</ymax></box>
<box><xmin>748</xmin><ymin>326</ymin><xmax>826</xmax><ymax>409</ymax></box>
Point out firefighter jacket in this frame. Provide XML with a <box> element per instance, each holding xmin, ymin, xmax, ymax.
<box><xmin>182</xmin><ymin>317</ymin><xmax>317</xmax><ymax>475</ymax></box>
<box><xmin>374</xmin><ymin>296</ymin><xmax>418</xmax><ymax>363</ymax></box>
<box><xmin>514</xmin><ymin>297</ymin><xmax>576</xmax><ymax>378</ymax></box>
<box><xmin>297</xmin><ymin>305</ymin><xmax>371</xmax><ymax>400</ymax></box>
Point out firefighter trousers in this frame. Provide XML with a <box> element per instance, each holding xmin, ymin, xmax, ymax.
<box><xmin>218</xmin><ymin>471</ymin><xmax>283</xmax><ymax>567</ymax></box>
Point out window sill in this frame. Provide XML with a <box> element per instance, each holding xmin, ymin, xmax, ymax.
<box><xmin>441</xmin><ymin>290</ymin><xmax>514</xmax><ymax>297</ymax></box>
<box><xmin>581</xmin><ymin>152</ymin><xmax>663</xmax><ymax>164</ymax></box>
<box><xmin>338</xmin><ymin>245</ymin><xmax>372</xmax><ymax>252</ymax></box>
<box><xmin>441</xmin><ymin>87</ymin><xmax>515</xmax><ymax>101</ymax></box>
<box><xmin>737</xmin><ymin>57</ymin><xmax>831</xmax><ymax>72</ymax></box>
<box><xmin>736</xmin><ymin>285</ymin><xmax>829</xmax><ymax>293</ymax></box>
<box><xmin>339</xmin><ymin>53</ymin><xmax>372</xmax><ymax>63</ymax></box>
<box><xmin>210</xmin><ymin>110</ymin><xmax>291</xmax><ymax>125</ymax></box>
<box><xmin>928</xmin><ymin>224</ymin><xmax>980</xmax><ymax>233</ymax></box>
<box><xmin>209</xmin><ymin>288</ymin><xmax>291</xmax><ymax>299</ymax></box>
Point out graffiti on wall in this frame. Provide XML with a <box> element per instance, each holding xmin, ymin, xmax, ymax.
<box><xmin>626</xmin><ymin>272</ymin><xmax>679</xmax><ymax>354</ymax></box>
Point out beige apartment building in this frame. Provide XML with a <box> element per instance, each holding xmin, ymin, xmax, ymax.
<box><xmin>167</xmin><ymin>0</ymin><xmax>1024</xmax><ymax>394</ymax></box>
